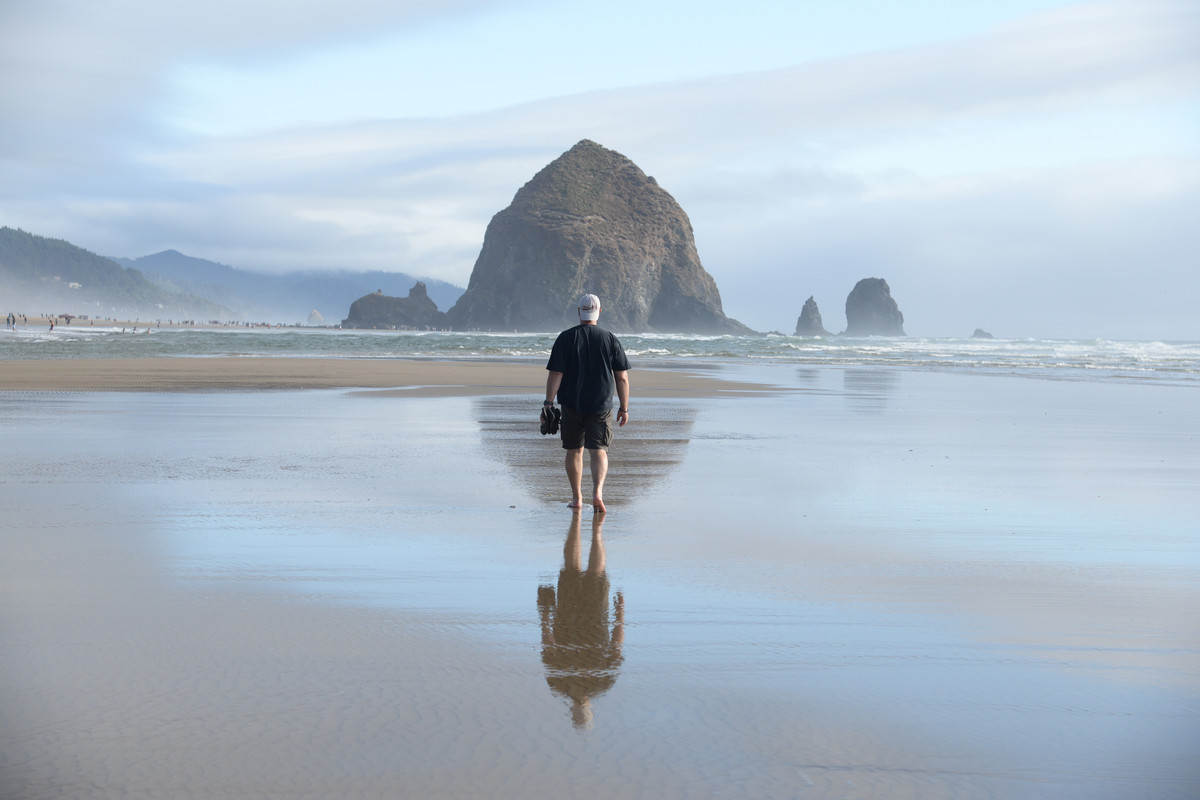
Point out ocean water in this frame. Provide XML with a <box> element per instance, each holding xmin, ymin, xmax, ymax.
<box><xmin>2</xmin><ymin>325</ymin><xmax>1198</xmax><ymax>386</ymax></box>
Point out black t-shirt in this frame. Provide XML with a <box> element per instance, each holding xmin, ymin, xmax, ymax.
<box><xmin>546</xmin><ymin>324</ymin><xmax>630</xmax><ymax>414</ymax></box>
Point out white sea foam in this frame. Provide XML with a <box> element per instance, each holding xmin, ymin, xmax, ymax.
<box><xmin>1</xmin><ymin>327</ymin><xmax>1196</xmax><ymax>384</ymax></box>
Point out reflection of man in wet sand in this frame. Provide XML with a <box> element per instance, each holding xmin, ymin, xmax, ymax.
<box><xmin>544</xmin><ymin>293</ymin><xmax>630</xmax><ymax>512</ymax></box>
<box><xmin>537</xmin><ymin>512</ymin><xmax>625</xmax><ymax>729</ymax></box>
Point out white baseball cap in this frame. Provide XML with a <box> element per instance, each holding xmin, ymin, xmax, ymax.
<box><xmin>578</xmin><ymin>294</ymin><xmax>601</xmax><ymax>321</ymax></box>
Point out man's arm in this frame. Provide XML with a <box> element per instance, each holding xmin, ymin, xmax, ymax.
<box><xmin>614</xmin><ymin>370</ymin><xmax>629</xmax><ymax>427</ymax></box>
<box><xmin>546</xmin><ymin>370</ymin><xmax>563</xmax><ymax>405</ymax></box>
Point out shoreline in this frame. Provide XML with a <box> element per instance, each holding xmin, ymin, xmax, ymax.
<box><xmin>0</xmin><ymin>355</ymin><xmax>778</xmax><ymax>396</ymax></box>
<box><xmin>8</xmin><ymin>315</ymin><xmax>295</xmax><ymax>330</ymax></box>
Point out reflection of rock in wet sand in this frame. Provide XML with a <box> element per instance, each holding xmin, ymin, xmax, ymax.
<box><xmin>538</xmin><ymin>513</ymin><xmax>623</xmax><ymax>729</ymax></box>
<box><xmin>843</xmin><ymin>369</ymin><xmax>898</xmax><ymax>414</ymax></box>
<box><xmin>474</xmin><ymin>396</ymin><xmax>695</xmax><ymax>507</ymax></box>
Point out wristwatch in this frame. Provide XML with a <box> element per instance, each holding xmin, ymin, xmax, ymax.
<box><xmin>543</xmin><ymin>400</ymin><xmax>554</xmax><ymax>406</ymax></box>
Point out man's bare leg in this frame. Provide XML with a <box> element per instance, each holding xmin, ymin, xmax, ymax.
<box><xmin>564</xmin><ymin>512</ymin><xmax>583</xmax><ymax>568</ymax></box>
<box><xmin>589</xmin><ymin>447</ymin><xmax>609</xmax><ymax>513</ymax></box>
<box><xmin>565</xmin><ymin>448</ymin><xmax>584</xmax><ymax>508</ymax></box>
<box><xmin>586</xmin><ymin>514</ymin><xmax>606</xmax><ymax>572</ymax></box>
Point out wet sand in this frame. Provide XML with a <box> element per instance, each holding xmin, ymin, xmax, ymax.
<box><xmin>1</xmin><ymin>363</ymin><xmax>1198</xmax><ymax>799</ymax></box>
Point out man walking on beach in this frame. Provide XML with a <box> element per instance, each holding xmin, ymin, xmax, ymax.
<box><xmin>545</xmin><ymin>294</ymin><xmax>630</xmax><ymax>513</ymax></box>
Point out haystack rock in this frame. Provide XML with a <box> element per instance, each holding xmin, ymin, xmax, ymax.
<box><xmin>445</xmin><ymin>140</ymin><xmax>751</xmax><ymax>333</ymax></box>
<box><xmin>794</xmin><ymin>296</ymin><xmax>830</xmax><ymax>336</ymax></box>
<box><xmin>341</xmin><ymin>282</ymin><xmax>447</xmax><ymax>330</ymax></box>
<box><xmin>844</xmin><ymin>278</ymin><xmax>906</xmax><ymax>336</ymax></box>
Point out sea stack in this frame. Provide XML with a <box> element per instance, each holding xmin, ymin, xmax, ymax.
<box><xmin>844</xmin><ymin>278</ymin><xmax>906</xmax><ymax>336</ymax></box>
<box><xmin>794</xmin><ymin>296</ymin><xmax>830</xmax><ymax>337</ymax></box>
<box><xmin>445</xmin><ymin>140</ymin><xmax>751</xmax><ymax>333</ymax></box>
<box><xmin>341</xmin><ymin>282</ymin><xmax>446</xmax><ymax>330</ymax></box>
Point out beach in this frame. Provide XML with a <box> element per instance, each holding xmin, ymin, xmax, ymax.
<box><xmin>1</xmin><ymin>357</ymin><xmax>1198</xmax><ymax>799</ymax></box>
<box><xmin>0</xmin><ymin>356</ymin><xmax>770</xmax><ymax>396</ymax></box>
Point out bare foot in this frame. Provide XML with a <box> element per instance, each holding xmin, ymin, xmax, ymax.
<box><xmin>567</xmin><ymin>500</ymin><xmax>583</xmax><ymax>509</ymax></box>
<box><xmin>592</xmin><ymin>496</ymin><xmax>606</xmax><ymax>513</ymax></box>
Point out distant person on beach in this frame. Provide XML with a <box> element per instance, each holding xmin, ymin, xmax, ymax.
<box><xmin>545</xmin><ymin>294</ymin><xmax>630</xmax><ymax>513</ymax></box>
<box><xmin>538</xmin><ymin>512</ymin><xmax>624</xmax><ymax>729</ymax></box>
<box><xmin>5</xmin><ymin>312</ymin><xmax>13</xmax><ymax>330</ymax></box>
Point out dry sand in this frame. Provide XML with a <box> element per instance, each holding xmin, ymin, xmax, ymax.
<box><xmin>0</xmin><ymin>356</ymin><xmax>774</xmax><ymax>396</ymax></box>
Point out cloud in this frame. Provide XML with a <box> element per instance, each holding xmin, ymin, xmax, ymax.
<box><xmin>603</xmin><ymin>0</ymin><xmax>1198</xmax><ymax>162</ymax></box>
<box><xmin>0</xmin><ymin>0</ymin><xmax>507</xmax><ymax>162</ymax></box>
<box><xmin>1</xmin><ymin>0</ymin><xmax>1197</xmax><ymax>338</ymax></box>
<box><xmin>706</xmin><ymin>156</ymin><xmax>1200</xmax><ymax>339</ymax></box>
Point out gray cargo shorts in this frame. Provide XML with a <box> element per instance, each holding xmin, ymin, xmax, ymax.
<box><xmin>560</xmin><ymin>406</ymin><xmax>614</xmax><ymax>450</ymax></box>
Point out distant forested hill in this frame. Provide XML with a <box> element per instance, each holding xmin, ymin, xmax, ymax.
<box><xmin>0</xmin><ymin>227</ymin><xmax>229</xmax><ymax>319</ymax></box>
<box><xmin>0</xmin><ymin>227</ymin><xmax>465</xmax><ymax>323</ymax></box>
<box><xmin>114</xmin><ymin>251</ymin><xmax>464</xmax><ymax>324</ymax></box>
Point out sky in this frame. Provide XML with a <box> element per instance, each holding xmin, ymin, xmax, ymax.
<box><xmin>2</xmin><ymin>0</ymin><xmax>1197</xmax><ymax>338</ymax></box>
